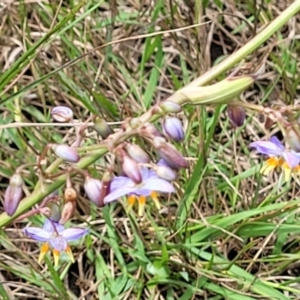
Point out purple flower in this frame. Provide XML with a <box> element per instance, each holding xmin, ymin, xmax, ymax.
<box><xmin>104</xmin><ymin>167</ymin><xmax>174</xmax><ymax>216</ymax></box>
<box><xmin>250</xmin><ymin>136</ymin><xmax>300</xmax><ymax>181</ymax></box>
<box><xmin>23</xmin><ymin>219</ymin><xmax>88</xmax><ymax>266</ymax></box>
<box><xmin>250</xmin><ymin>137</ymin><xmax>300</xmax><ymax>167</ymax></box>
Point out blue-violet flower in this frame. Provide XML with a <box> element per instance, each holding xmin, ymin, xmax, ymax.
<box><xmin>23</xmin><ymin>219</ymin><xmax>88</xmax><ymax>266</ymax></box>
<box><xmin>104</xmin><ymin>167</ymin><xmax>174</xmax><ymax>216</ymax></box>
<box><xmin>250</xmin><ymin>136</ymin><xmax>300</xmax><ymax>181</ymax></box>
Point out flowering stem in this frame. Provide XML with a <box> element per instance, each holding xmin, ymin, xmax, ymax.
<box><xmin>230</xmin><ymin>101</ymin><xmax>264</xmax><ymax>113</ymax></box>
<box><xmin>15</xmin><ymin>194</ymin><xmax>59</xmax><ymax>222</ymax></box>
<box><xmin>0</xmin><ymin>1</ymin><xmax>300</xmax><ymax>227</ymax></box>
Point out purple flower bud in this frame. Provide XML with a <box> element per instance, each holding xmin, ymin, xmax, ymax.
<box><xmin>84</xmin><ymin>177</ymin><xmax>103</xmax><ymax>206</ymax></box>
<box><xmin>227</xmin><ymin>105</ymin><xmax>245</xmax><ymax>127</ymax></box>
<box><xmin>285</xmin><ymin>125</ymin><xmax>300</xmax><ymax>152</ymax></box>
<box><xmin>153</xmin><ymin>137</ymin><xmax>188</xmax><ymax>169</ymax></box>
<box><xmin>121</xmin><ymin>154</ymin><xmax>142</xmax><ymax>184</ymax></box>
<box><xmin>125</xmin><ymin>143</ymin><xmax>150</xmax><ymax>163</ymax></box>
<box><xmin>51</xmin><ymin>106</ymin><xmax>73</xmax><ymax>122</ymax></box>
<box><xmin>163</xmin><ymin>117</ymin><xmax>184</xmax><ymax>142</ymax></box>
<box><xmin>4</xmin><ymin>173</ymin><xmax>23</xmax><ymax>216</ymax></box>
<box><xmin>50</xmin><ymin>144</ymin><xmax>80</xmax><ymax>163</ymax></box>
<box><xmin>142</xmin><ymin>123</ymin><xmax>164</xmax><ymax>138</ymax></box>
<box><xmin>94</xmin><ymin>117</ymin><xmax>113</xmax><ymax>139</ymax></box>
<box><xmin>153</xmin><ymin>165</ymin><xmax>177</xmax><ymax>181</ymax></box>
<box><xmin>160</xmin><ymin>101</ymin><xmax>182</xmax><ymax>113</ymax></box>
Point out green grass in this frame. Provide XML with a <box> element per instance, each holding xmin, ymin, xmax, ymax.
<box><xmin>1</xmin><ymin>0</ymin><xmax>300</xmax><ymax>299</ymax></box>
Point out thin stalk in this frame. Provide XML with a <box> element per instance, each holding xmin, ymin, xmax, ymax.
<box><xmin>0</xmin><ymin>1</ymin><xmax>300</xmax><ymax>227</ymax></box>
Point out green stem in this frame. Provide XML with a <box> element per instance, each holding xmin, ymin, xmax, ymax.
<box><xmin>1</xmin><ymin>1</ymin><xmax>300</xmax><ymax>227</ymax></box>
<box><xmin>186</xmin><ymin>0</ymin><xmax>300</xmax><ymax>87</ymax></box>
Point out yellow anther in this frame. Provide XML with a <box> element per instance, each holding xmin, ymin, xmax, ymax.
<box><xmin>38</xmin><ymin>243</ymin><xmax>49</xmax><ymax>264</ymax></box>
<box><xmin>53</xmin><ymin>249</ymin><xmax>60</xmax><ymax>267</ymax></box>
<box><xmin>138</xmin><ymin>196</ymin><xmax>146</xmax><ymax>216</ymax></box>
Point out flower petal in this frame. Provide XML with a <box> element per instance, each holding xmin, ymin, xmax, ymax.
<box><xmin>134</xmin><ymin>189</ymin><xmax>152</xmax><ymax>196</ymax></box>
<box><xmin>43</xmin><ymin>219</ymin><xmax>64</xmax><ymax>233</ymax></box>
<box><xmin>48</xmin><ymin>236</ymin><xmax>68</xmax><ymax>252</ymax></box>
<box><xmin>109</xmin><ymin>176</ymin><xmax>134</xmax><ymax>192</ymax></box>
<box><xmin>61</xmin><ymin>228</ymin><xmax>89</xmax><ymax>242</ymax></box>
<box><xmin>23</xmin><ymin>227</ymin><xmax>51</xmax><ymax>241</ymax></box>
<box><xmin>282</xmin><ymin>152</ymin><xmax>300</xmax><ymax>168</ymax></box>
<box><xmin>270</xmin><ymin>136</ymin><xmax>284</xmax><ymax>150</ymax></box>
<box><xmin>249</xmin><ymin>140</ymin><xmax>283</xmax><ymax>156</ymax></box>
<box><xmin>142</xmin><ymin>178</ymin><xmax>174</xmax><ymax>193</ymax></box>
<box><xmin>140</xmin><ymin>167</ymin><xmax>157</xmax><ymax>179</ymax></box>
<box><xmin>104</xmin><ymin>186</ymin><xmax>136</xmax><ymax>203</ymax></box>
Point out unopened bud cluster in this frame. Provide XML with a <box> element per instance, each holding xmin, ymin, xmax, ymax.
<box><xmin>3</xmin><ymin>102</ymin><xmax>188</xmax><ymax>217</ymax></box>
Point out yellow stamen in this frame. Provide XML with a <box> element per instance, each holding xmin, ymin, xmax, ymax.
<box><xmin>65</xmin><ymin>245</ymin><xmax>75</xmax><ymax>263</ymax></box>
<box><xmin>150</xmin><ymin>191</ymin><xmax>161</xmax><ymax>210</ymax></box>
<box><xmin>294</xmin><ymin>165</ymin><xmax>300</xmax><ymax>173</ymax></box>
<box><xmin>282</xmin><ymin>163</ymin><xmax>292</xmax><ymax>182</ymax></box>
<box><xmin>53</xmin><ymin>249</ymin><xmax>60</xmax><ymax>267</ymax></box>
<box><xmin>138</xmin><ymin>196</ymin><xmax>146</xmax><ymax>217</ymax></box>
<box><xmin>128</xmin><ymin>195</ymin><xmax>136</xmax><ymax>206</ymax></box>
<box><xmin>127</xmin><ymin>195</ymin><xmax>136</xmax><ymax>213</ymax></box>
<box><xmin>278</xmin><ymin>157</ymin><xmax>284</xmax><ymax>167</ymax></box>
<box><xmin>38</xmin><ymin>243</ymin><xmax>49</xmax><ymax>263</ymax></box>
<box><xmin>260</xmin><ymin>157</ymin><xmax>279</xmax><ymax>175</ymax></box>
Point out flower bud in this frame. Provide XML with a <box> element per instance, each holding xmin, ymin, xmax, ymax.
<box><xmin>50</xmin><ymin>144</ymin><xmax>80</xmax><ymax>163</ymax></box>
<box><xmin>285</xmin><ymin>124</ymin><xmax>300</xmax><ymax>152</ymax></box>
<box><xmin>153</xmin><ymin>165</ymin><xmax>177</xmax><ymax>181</ymax></box>
<box><xmin>4</xmin><ymin>173</ymin><xmax>23</xmax><ymax>216</ymax></box>
<box><xmin>64</xmin><ymin>187</ymin><xmax>77</xmax><ymax>202</ymax></box>
<box><xmin>51</xmin><ymin>106</ymin><xmax>73</xmax><ymax>122</ymax></box>
<box><xmin>153</xmin><ymin>137</ymin><xmax>187</xmax><ymax>169</ymax></box>
<box><xmin>84</xmin><ymin>177</ymin><xmax>104</xmax><ymax>206</ymax></box>
<box><xmin>47</xmin><ymin>202</ymin><xmax>61</xmax><ymax>222</ymax></box>
<box><xmin>125</xmin><ymin>143</ymin><xmax>150</xmax><ymax>163</ymax></box>
<box><xmin>94</xmin><ymin>117</ymin><xmax>113</xmax><ymax>139</ymax></box>
<box><xmin>142</xmin><ymin>123</ymin><xmax>164</xmax><ymax>138</ymax></box>
<box><xmin>129</xmin><ymin>118</ymin><xmax>143</xmax><ymax>129</ymax></box>
<box><xmin>121</xmin><ymin>153</ymin><xmax>142</xmax><ymax>184</ymax></box>
<box><xmin>160</xmin><ymin>101</ymin><xmax>182</xmax><ymax>113</ymax></box>
<box><xmin>59</xmin><ymin>201</ymin><xmax>76</xmax><ymax>224</ymax></box>
<box><xmin>264</xmin><ymin>116</ymin><xmax>275</xmax><ymax>130</ymax></box>
<box><xmin>227</xmin><ymin>105</ymin><xmax>245</xmax><ymax>127</ymax></box>
<box><xmin>163</xmin><ymin>117</ymin><xmax>184</xmax><ymax>142</ymax></box>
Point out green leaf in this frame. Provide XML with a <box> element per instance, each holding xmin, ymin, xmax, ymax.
<box><xmin>176</xmin><ymin>154</ymin><xmax>206</xmax><ymax>229</ymax></box>
<box><xmin>91</xmin><ymin>91</ymin><xmax>119</xmax><ymax>117</ymax></box>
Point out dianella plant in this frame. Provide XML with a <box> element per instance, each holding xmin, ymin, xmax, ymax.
<box><xmin>1</xmin><ymin>1</ymin><xmax>300</xmax><ymax>299</ymax></box>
